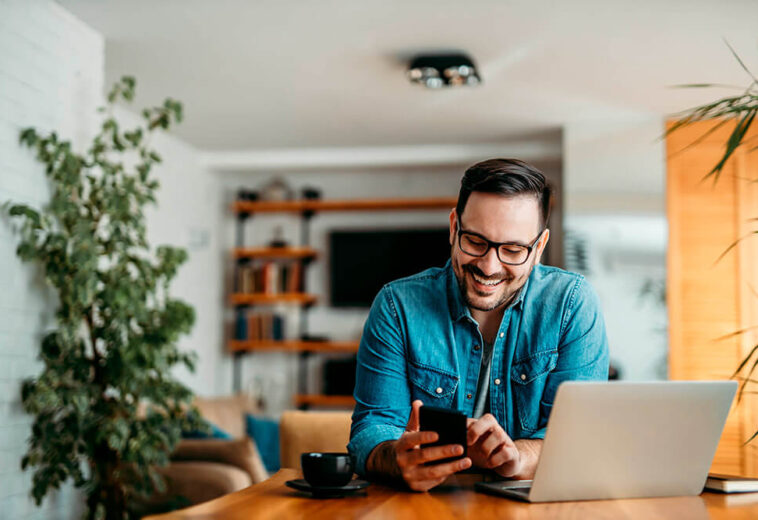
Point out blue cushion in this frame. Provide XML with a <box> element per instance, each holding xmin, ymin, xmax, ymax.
<box><xmin>245</xmin><ymin>413</ymin><xmax>280</xmax><ymax>473</ymax></box>
<box><xmin>182</xmin><ymin>418</ymin><xmax>232</xmax><ymax>439</ymax></box>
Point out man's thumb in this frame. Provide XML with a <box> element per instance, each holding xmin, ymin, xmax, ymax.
<box><xmin>406</xmin><ymin>400</ymin><xmax>423</xmax><ymax>432</ymax></box>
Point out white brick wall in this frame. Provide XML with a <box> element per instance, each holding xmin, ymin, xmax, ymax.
<box><xmin>0</xmin><ymin>1</ymin><xmax>103</xmax><ymax>518</ymax></box>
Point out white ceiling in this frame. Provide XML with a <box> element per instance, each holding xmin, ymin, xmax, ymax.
<box><xmin>59</xmin><ymin>0</ymin><xmax>758</xmax><ymax>152</ymax></box>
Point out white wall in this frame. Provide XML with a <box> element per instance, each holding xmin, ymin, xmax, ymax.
<box><xmin>563</xmin><ymin>117</ymin><xmax>668</xmax><ymax>380</ymax></box>
<box><xmin>564</xmin><ymin>118</ymin><xmax>666</xmax><ymax>214</ymax></box>
<box><xmin>0</xmin><ymin>1</ymin><xmax>103</xmax><ymax>518</ymax></box>
<box><xmin>564</xmin><ymin>214</ymin><xmax>668</xmax><ymax>380</ymax></box>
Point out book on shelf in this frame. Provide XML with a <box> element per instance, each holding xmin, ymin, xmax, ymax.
<box><xmin>235</xmin><ymin>312</ymin><xmax>248</xmax><ymax>340</ymax></box>
<box><xmin>264</xmin><ymin>262</ymin><xmax>277</xmax><ymax>295</ymax></box>
<box><xmin>237</xmin><ymin>310</ymin><xmax>286</xmax><ymax>341</ymax></box>
<box><xmin>704</xmin><ymin>474</ymin><xmax>758</xmax><ymax>493</ymax></box>
<box><xmin>236</xmin><ymin>264</ymin><xmax>251</xmax><ymax>294</ymax></box>
<box><xmin>288</xmin><ymin>262</ymin><xmax>302</xmax><ymax>292</ymax></box>
<box><xmin>272</xmin><ymin>314</ymin><xmax>284</xmax><ymax>340</ymax></box>
<box><xmin>236</xmin><ymin>261</ymin><xmax>303</xmax><ymax>294</ymax></box>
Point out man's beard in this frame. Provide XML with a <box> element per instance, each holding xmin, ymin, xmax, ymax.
<box><xmin>454</xmin><ymin>259</ymin><xmax>532</xmax><ymax>312</ymax></box>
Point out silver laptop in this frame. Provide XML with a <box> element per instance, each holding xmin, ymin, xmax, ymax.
<box><xmin>475</xmin><ymin>381</ymin><xmax>737</xmax><ymax>502</ymax></box>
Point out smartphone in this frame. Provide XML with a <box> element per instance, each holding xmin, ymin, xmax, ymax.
<box><xmin>418</xmin><ymin>405</ymin><xmax>467</xmax><ymax>464</ymax></box>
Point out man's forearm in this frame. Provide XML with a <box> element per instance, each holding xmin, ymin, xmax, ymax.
<box><xmin>513</xmin><ymin>439</ymin><xmax>543</xmax><ymax>479</ymax></box>
<box><xmin>366</xmin><ymin>440</ymin><xmax>401</xmax><ymax>480</ymax></box>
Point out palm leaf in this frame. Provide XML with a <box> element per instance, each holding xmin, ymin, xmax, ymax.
<box><xmin>666</xmin><ymin>118</ymin><xmax>731</xmax><ymax>159</ymax></box>
<box><xmin>731</xmin><ymin>344</ymin><xmax>758</xmax><ymax>379</ymax></box>
<box><xmin>715</xmin><ymin>324</ymin><xmax>758</xmax><ymax>341</ymax></box>
<box><xmin>704</xmin><ymin>108</ymin><xmax>756</xmax><ymax>182</ymax></box>
<box><xmin>736</xmin><ymin>358</ymin><xmax>758</xmax><ymax>404</ymax></box>
<box><xmin>748</xmin><ymin>282</ymin><xmax>758</xmax><ymax>301</ymax></box>
<box><xmin>670</xmin><ymin>83</ymin><xmax>747</xmax><ymax>89</ymax></box>
<box><xmin>713</xmin><ymin>230</ymin><xmax>758</xmax><ymax>264</ymax></box>
<box><xmin>724</xmin><ymin>39</ymin><xmax>758</xmax><ymax>84</ymax></box>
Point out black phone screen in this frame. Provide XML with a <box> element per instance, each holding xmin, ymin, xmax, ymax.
<box><xmin>418</xmin><ymin>405</ymin><xmax>467</xmax><ymax>464</ymax></box>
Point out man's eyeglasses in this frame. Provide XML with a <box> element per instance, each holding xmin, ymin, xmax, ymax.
<box><xmin>456</xmin><ymin>217</ymin><xmax>544</xmax><ymax>266</ymax></box>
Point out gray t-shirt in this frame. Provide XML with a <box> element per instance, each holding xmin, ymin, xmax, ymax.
<box><xmin>472</xmin><ymin>340</ymin><xmax>494</xmax><ymax>418</ymax></box>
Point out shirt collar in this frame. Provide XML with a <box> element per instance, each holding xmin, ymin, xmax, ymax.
<box><xmin>446</xmin><ymin>259</ymin><xmax>531</xmax><ymax>323</ymax></box>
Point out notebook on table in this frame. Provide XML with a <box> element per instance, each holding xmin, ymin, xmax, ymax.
<box><xmin>704</xmin><ymin>474</ymin><xmax>758</xmax><ymax>494</ymax></box>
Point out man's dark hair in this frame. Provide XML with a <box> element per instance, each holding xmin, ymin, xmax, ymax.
<box><xmin>456</xmin><ymin>158</ymin><xmax>552</xmax><ymax>228</ymax></box>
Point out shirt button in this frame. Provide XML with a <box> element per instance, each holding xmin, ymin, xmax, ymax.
<box><xmin>473</xmin><ymin>344</ymin><xmax>481</xmax><ymax>351</ymax></box>
<box><xmin>494</xmin><ymin>378</ymin><xmax>501</xmax><ymax>385</ymax></box>
<box><xmin>499</xmin><ymin>332</ymin><xmax>504</xmax><ymax>338</ymax></box>
<box><xmin>466</xmin><ymin>393</ymin><xmax>473</xmax><ymax>399</ymax></box>
<box><xmin>520</xmin><ymin>374</ymin><xmax>527</xmax><ymax>381</ymax></box>
<box><xmin>435</xmin><ymin>387</ymin><xmax>443</xmax><ymax>394</ymax></box>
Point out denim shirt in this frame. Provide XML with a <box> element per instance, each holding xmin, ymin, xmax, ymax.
<box><xmin>347</xmin><ymin>260</ymin><xmax>609</xmax><ymax>476</ymax></box>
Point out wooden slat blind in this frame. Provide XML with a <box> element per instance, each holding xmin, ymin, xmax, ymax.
<box><xmin>667</xmin><ymin>118</ymin><xmax>758</xmax><ymax>476</ymax></box>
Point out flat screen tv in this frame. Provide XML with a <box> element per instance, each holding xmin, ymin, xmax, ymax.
<box><xmin>329</xmin><ymin>228</ymin><xmax>451</xmax><ymax>308</ymax></box>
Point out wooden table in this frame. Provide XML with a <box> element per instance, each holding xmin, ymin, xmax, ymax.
<box><xmin>145</xmin><ymin>468</ymin><xmax>758</xmax><ymax>519</ymax></box>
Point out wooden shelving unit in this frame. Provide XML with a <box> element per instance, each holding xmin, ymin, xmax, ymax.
<box><xmin>228</xmin><ymin>339</ymin><xmax>359</xmax><ymax>353</ymax></box>
<box><xmin>230</xmin><ymin>293</ymin><xmax>317</xmax><ymax>306</ymax></box>
<box><xmin>233</xmin><ymin>246</ymin><xmax>317</xmax><ymax>260</ymax></box>
<box><xmin>232</xmin><ymin>197</ymin><xmax>457</xmax><ymax>214</ymax></box>
<box><xmin>294</xmin><ymin>394</ymin><xmax>356</xmax><ymax>408</ymax></box>
<box><xmin>230</xmin><ymin>196</ymin><xmax>455</xmax><ymax>409</ymax></box>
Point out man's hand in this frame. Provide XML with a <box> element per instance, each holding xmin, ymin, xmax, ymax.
<box><xmin>366</xmin><ymin>400</ymin><xmax>472</xmax><ymax>491</ymax></box>
<box><xmin>467</xmin><ymin>414</ymin><xmax>543</xmax><ymax>479</ymax></box>
<box><xmin>466</xmin><ymin>414</ymin><xmax>524</xmax><ymax>477</ymax></box>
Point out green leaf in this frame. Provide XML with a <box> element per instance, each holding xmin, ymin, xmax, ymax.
<box><xmin>737</xmin><ymin>357</ymin><xmax>758</xmax><ymax>404</ymax></box>
<box><xmin>669</xmin><ymin>83</ymin><xmax>738</xmax><ymax>89</ymax></box>
<box><xmin>743</xmin><ymin>429</ymin><xmax>758</xmax><ymax>446</ymax></box>
<box><xmin>16</xmin><ymin>242</ymin><xmax>37</xmax><ymax>260</ymax></box>
<box><xmin>124</xmin><ymin>129</ymin><xmax>143</xmax><ymax>147</ymax></box>
<box><xmin>19</xmin><ymin>127</ymin><xmax>37</xmax><ymax>146</ymax></box>
<box><xmin>705</xmin><ymin>108</ymin><xmax>756</xmax><ymax>181</ymax></box>
<box><xmin>8</xmin><ymin>204</ymin><xmax>41</xmax><ymax>227</ymax></box>
<box><xmin>724</xmin><ymin>38</ymin><xmax>758</xmax><ymax>84</ymax></box>
<box><xmin>671</xmin><ymin>83</ymin><xmax>732</xmax><ymax>88</ymax></box>
<box><xmin>40</xmin><ymin>332</ymin><xmax>62</xmax><ymax>360</ymax></box>
<box><xmin>137</xmin><ymin>164</ymin><xmax>150</xmax><ymax>182</ymax></box>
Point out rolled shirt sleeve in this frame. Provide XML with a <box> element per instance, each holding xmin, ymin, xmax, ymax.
<box><xmin>348</xmin><ymin>286</ymin><xmax>412</xmax><ymax>476</ymax></box>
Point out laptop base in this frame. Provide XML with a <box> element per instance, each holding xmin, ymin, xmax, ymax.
<box><xmin>475</xmin><ymin>481</ymin><xmax>533</xmax><ymax>502</ymax></box>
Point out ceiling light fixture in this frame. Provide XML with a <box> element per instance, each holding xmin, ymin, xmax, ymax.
<box><xmin>407</xmin><ymin>53</ymin><xmax>481</xmax><ymax>89</ymax></box>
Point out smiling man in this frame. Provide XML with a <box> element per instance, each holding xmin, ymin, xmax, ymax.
<box><xmin>347</xmin><ymin>158</ymin><xmax>609</xmax><ymax>491</ymax></box>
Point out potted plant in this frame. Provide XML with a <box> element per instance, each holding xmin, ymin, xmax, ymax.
<box><xmin>5</xmin><ymin>76</ymin><xmax>204</xmax><ymax>520</ymax></box>
<box><xmin>667</xmin><ymin>43</ymin><xmax>758</xmax><ymax>442</ymax></box>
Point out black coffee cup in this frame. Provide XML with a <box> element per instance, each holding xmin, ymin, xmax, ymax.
<box><xmin>301</xmin><ymin>452</ymin><xmax>354</xmax><ymax>487</ymax></box>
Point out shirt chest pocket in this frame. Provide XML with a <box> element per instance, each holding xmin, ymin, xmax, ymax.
<box><xmin>407</xmin><ymin>360</ymin><xmax>459</xmax><ymax>408</ymax></box>
<box><xmin>511</xmin><ymin>350</ymin><xmax>558</xmax><ymax>433</ymax></box>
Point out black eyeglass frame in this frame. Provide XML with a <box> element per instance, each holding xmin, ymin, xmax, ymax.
<box><xmin>455</xmin><ymin>216</ymin><xmax>545</xmax><ymax>266</ymax></box>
